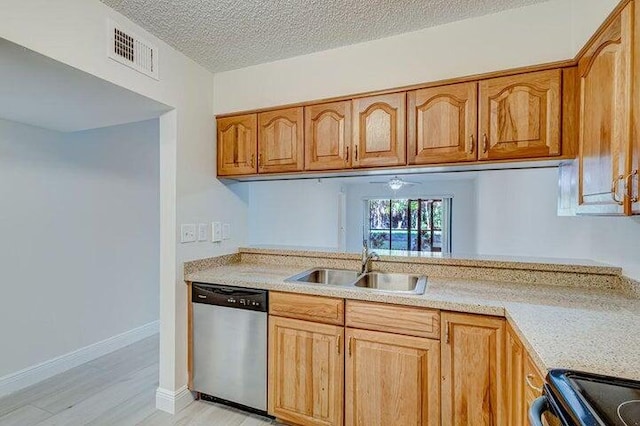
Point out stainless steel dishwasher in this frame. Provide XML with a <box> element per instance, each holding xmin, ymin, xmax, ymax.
<box><xmin>192</xmin><ymin>283</ymin><xmax>268</xmax><ymax>414</ymax></box>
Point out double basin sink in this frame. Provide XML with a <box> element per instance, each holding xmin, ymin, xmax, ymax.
<box><xmin>285</xmin><ymin>268</ymin><xmax>427</xmax><ymax>295</ymax></box>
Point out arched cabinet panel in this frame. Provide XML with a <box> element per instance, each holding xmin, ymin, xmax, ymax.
<box><xmin>352</xmin><ymin>93</ymin><xmax>406</xmax><ymax>168</ymax></box>
<box><xmin>577</xmin><ymin>4</ymin><xmax>632</xmax><ymax>215</ymax></box>
<box><xmin>216</xmin><ymin>114</ymin><xmax>257</xmax><ymax>176</ymax></box>
<box><xmin>305</xmin><ymin>101</ymin><xmax>352</xmax><ymax>171</ymax></box>
<box><xmin>408</xmin><ymin>82</ymin><xmax>478</xmax><ymax>165</ymax></box>
<box><xmin>479</xmin><ymin>69</ymin><xmax>561</xmax><ymax>161</ymax></box>
<box><xmin>258</xmin><ymin>107</ymin><xmax>304</xmax><ymax>173</ymax></box>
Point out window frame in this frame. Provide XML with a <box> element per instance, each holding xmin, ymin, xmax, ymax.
<box><xmin>363</xmin><ymin>196</ymin><xmax>452</xmax><ymax>253</ymax></box>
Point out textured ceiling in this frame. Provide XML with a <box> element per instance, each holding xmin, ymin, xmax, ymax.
<box><xmin>101</xmin><ymin>0</ymin><xmax>548</xmax><ymax>73</ymax></box>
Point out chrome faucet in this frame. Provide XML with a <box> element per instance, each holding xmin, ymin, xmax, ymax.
<box><xmin>361</xmin><ymin>240</ymin><xmax>379</xmax><ymax>274</ymax></box>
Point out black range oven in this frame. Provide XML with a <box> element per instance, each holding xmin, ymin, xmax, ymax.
<box><xmin>530</xmin><ymin>369</ymin><xmax>640</xmax><ymax>426</ymax></box>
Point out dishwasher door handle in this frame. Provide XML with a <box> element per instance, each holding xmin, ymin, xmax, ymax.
<box><xmin>529</xmin><ymin>396</ymin><xmax>550</xmax><ymax>426</ymax></box>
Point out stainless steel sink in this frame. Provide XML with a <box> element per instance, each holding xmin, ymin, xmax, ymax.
<box><xmin>353</xmin><ymin>272</ymin><xmax>427</xmax><ymax>295</ymax></box>
<box><xmin>285</xmin><ymin>268</ymin><xmax>427</xmax><ymax>295</ymax></box>
<box><xmin>285</xmin><ymin>268</ymin><xmax>360</xmax><ymax>286</ymax></box>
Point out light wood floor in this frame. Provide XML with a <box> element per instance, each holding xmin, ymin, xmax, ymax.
<box><xmin>0</xmin><ymin>335</ymin><xmax>275</xmax><ymax>425</ymax></box>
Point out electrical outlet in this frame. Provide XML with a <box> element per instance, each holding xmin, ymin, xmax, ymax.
<box><xmin>212</xmin><ymin>222</ymin><xmax>222</xmax><ymax>242</ymax></box>
<box><xmin>222</xmin><ymin>223</ymin><xmax>231</xmax><ymax>240</ymax></box>
<box><xmin>198</xmin><ymin>223</ymin><xmax>208</xmax><ymax>241</ymax></box>
<box><xmin>180</xmin><ymin>224</ymin><xmax>197</xmax><ymax>243</ymax></box>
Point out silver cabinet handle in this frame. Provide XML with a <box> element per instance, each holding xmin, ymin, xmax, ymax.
<box><xmin>625</xmin><ymin>169</ymin><xmax>639</xmax><ymax>203</ymax></box>
<box><xmin>529</xmin><ymin>396</ymin><xmax>549</xmax><ymax>426</ymax></box>
<box><xmin>526</xmin><ymin>373</ymin><xmax>543</xmax><ymax>393</ymax></box>
<box><xmin>612</xmin><ymin>175</ymin><xmax>625</xmax><ymax>205</ymax></box>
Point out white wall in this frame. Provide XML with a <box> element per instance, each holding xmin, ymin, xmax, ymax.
<box><xmin>213</xmin><ymin>0</ymin><xmax>574</xmax><ymax>113</ymax></box>
<box><xmin>571</xmin><ymin>0</ymin><xmax>619</xmax><ymax>52</ymax></box>
<box><xmin>0</xmin><ymin>118</ymin><xmax>159</xmax><ymax>378</ymax></box>
<box><xmin>344</xmin><ymin>178</ymin><xmax>478</xmax><ymax>253</ymax></box>
<box><xmin>476</xmin><ymin>168</ymin><xmax>640</xmax><ymax>281</ymax></box>
<box><xmin>0</xmin><ymin>0</ymin><xmax>247</xmax><ymax>405</ymax></box>
<box><xmin>248</xmin><ymin>180</ymin><xmax>342</xmax><ymax>249</ymax></box>
<box><xmin>246</xmin><ymin>176</ymin><xmax>477</xmax><ymax>254</ymax></box>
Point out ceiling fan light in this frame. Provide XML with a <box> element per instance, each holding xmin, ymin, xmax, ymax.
<box><xmin>388</xmin><ymin>178</ymin><xmax>404</xmax><ymax>191</ymax></box>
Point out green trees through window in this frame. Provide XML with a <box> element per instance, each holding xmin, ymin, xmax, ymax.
<box><xmin>367</xmin><ymin>198</ymin><xmax>447</xmax><ymax>252</ymax></box>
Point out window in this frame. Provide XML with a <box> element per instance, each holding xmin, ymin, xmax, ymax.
<box><xmin>365</xmin><ymin>198</ymin><xmax>451</xmax><ymax>253</ymax></box>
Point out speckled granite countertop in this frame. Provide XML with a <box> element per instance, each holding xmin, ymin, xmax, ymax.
<box><xmin>185</xmin><ymin>261</ymin><xmax>640</xmax><ymax>382</ymax></box>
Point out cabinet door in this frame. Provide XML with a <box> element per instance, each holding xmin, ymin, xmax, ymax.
<box><xmin>523</xmin><ymin>354</ymin><xmax>545</xmax><ymax>424</ymax></box>
<box><xmin>578</xmin><ymin>4</ymin><xmax>632</xmax><ymax>215</ymax></box>
<box><xmin>258</xmin><ymin>107</ymin><xmax>304</xmax><ymax>173</ymax></box>
<box><xmin>478</xmin><ymin>69</ymin><xmax>561</xmax><ymax>161</ymax></box>
<box><xmin>345</xmin><ymin>328</ymin><xmax>440</xmax><ymax>426</ymax></box>
<box><xmin>441</xmin><ymin>312</ymin><xmax>506</xmax><ymax>426</ymax></box>
<box><xmin>268</xmin><ymin>316</ymin><xmax>344</xmax><ymax>426</ymax></box>
<box><xmin>408</xmin><ymin>82</ymin><xmax>477</xmax><ymax>165</ymax></box>
<box><xmin>631</xmin><ymin>142</ymin><xmax>640</xmax><ymax>214</ymax></box>
<box><xmin>506</xmin><ymin>323</ymin><xmax>524</xmax><ymax>426</ymax></box>
<box><xmin>216</xmin><ymin>114</ymin><xmax>257</xmax><ymax>176</ymax></box>
<box><xmin>305</xmin><ymin>101</ymin><xmax>352</xmax><ymax>171</ymax></box>
<box><xmin>352</xmin><ymin>93</ymin><xmax>406</xmax><ymax>168</ymax></box>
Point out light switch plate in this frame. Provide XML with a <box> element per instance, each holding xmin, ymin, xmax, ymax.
<box><xmin>212</xmin><ymin>222</ymin><xmax>222</xmax><ymax>242</ymax></box>
<box><xmin>180</xmin><ymin>224</ymin><xmax>197</xmax><ymax>243</ymax></box>
<box><xmin>197</xmin><ymin>223</ymin><xmax>208</xmax><ymax>241</ymax></box>
<box><xmin>222</xmin><ymin>223</ymin><xmax>230</xmax><ymax>240</ymax></box>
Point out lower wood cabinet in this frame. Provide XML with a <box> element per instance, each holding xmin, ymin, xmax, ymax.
<box><xmin>345</xmin><ymin>328</ymin><xmax>440</xmax><ymax>426</ymax></box>
<box><xmin>524</xmin><ymin>352</ymin><xmax>545</xmax><ymax>424</ymax></box>
<box><xmin>441</xmin><ymin>312</ymin><xmax>506</xmax><ymax>426</ymax></box>
<box><xmin>506</xmin><ymin>322</ymin><xmax>546</xmax><ymax>426</ymax></box>
<box><xmin>268</xmin><ymin>316</ymin><xmax>344</xmax><ymax>426</ymax></box>
<box><xmin>265</xmin><ymin>302</ymin><xmax>537</xmax><ymax>426</ymax></box>
<box><xmin>506</xmin><ymin>323</ymin><xmax>525</xmax><ymax>426</ymax></box>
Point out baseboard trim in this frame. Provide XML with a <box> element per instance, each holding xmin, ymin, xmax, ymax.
<box><xmin>156</xmin><ymin>385</ymin><xmax>195</xmax><ymax>414</ymax></box>
<box><xmin>0</xmin><ymin>320</ymin><xmax>159</xmax><ymax>398</ymax></box>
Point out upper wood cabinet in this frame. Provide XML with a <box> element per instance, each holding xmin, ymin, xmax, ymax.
<box><xmin>441</xmin><ymin>312</ymin><xmax>506</xmax><ymax>426</ymax></box>
<box><xmin>408</xmin><ymin>82</ymin><xmax>478</xmax><ymax>165</ymax></box>
<box><xmin>258</xmin><ymin>107</ymin><xmax>304</xmax><ymax>173</ymax></box>
<box><xmin>479</xmin><ymin>69</ymin><xmax>561</xmax><ymax>161</ymax></box>
<box><xmin>268</xmin><ymin>316</ymin><xmax>344</xmax><ymax>426</ymax></box>
<box><xmin>352</xmin><ymin>93</ymin><xmax>406</xmax><ymax>168</ymax></box>
<box><xmin>305</xmin><ymin>101</ymin><xmax>352</xmax><ymax>171</ymax></box>
<box><xmin>345</xmin><ymin>328</ymin><xmax>440</xmax><ymax>426</ymax></box>
<box><xmin>577</xmin><ymin>2</ymin><xmax>636</xmax><ymax>215</ymax></box>
<box><xmin>216</xmin><ymin>114</ymin><xmax>257</xmax><ymax>176</ymax></box>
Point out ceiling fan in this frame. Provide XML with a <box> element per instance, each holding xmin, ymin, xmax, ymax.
<box><xmin>369</xmin><ymin>176</ymin><xmax>420</xmax><ymax>192</ymax></box>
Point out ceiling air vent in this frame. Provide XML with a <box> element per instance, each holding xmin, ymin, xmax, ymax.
<box><xmin>108</xmin><ymin>20</ymin><xmax>158</xmax><ymax>80</ymax></box>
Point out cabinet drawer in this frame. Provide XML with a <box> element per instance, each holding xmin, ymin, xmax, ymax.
<box><xmin>269</xmin><ymin>292</ymin><xmax>344</xmax><ymax>325</ymax></box>
<box><xmin>345</xmin><ymin>300</ymin><xmax>439</xmax><ymax>339</ymax></box>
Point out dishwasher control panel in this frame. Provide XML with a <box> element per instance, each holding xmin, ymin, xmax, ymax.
<box><xmin>192</xmin><ymin>283</ymin><xmax>268</xmax><ymax>312</ymax></box>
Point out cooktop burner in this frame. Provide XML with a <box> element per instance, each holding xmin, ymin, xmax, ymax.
<box><xmin>618</xmin><ymin>401</ymin><xmax>640</xmax><ymax>426</ymax></box>
<box><xmin>571</xmin><ymin>376</ymin><xmax>640</xmax><ymax>425</ymax></box>
<box><xmin>546</xmin><ymin>370</ymin><xmax>640</xmax><ymax>426</ymax></box>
